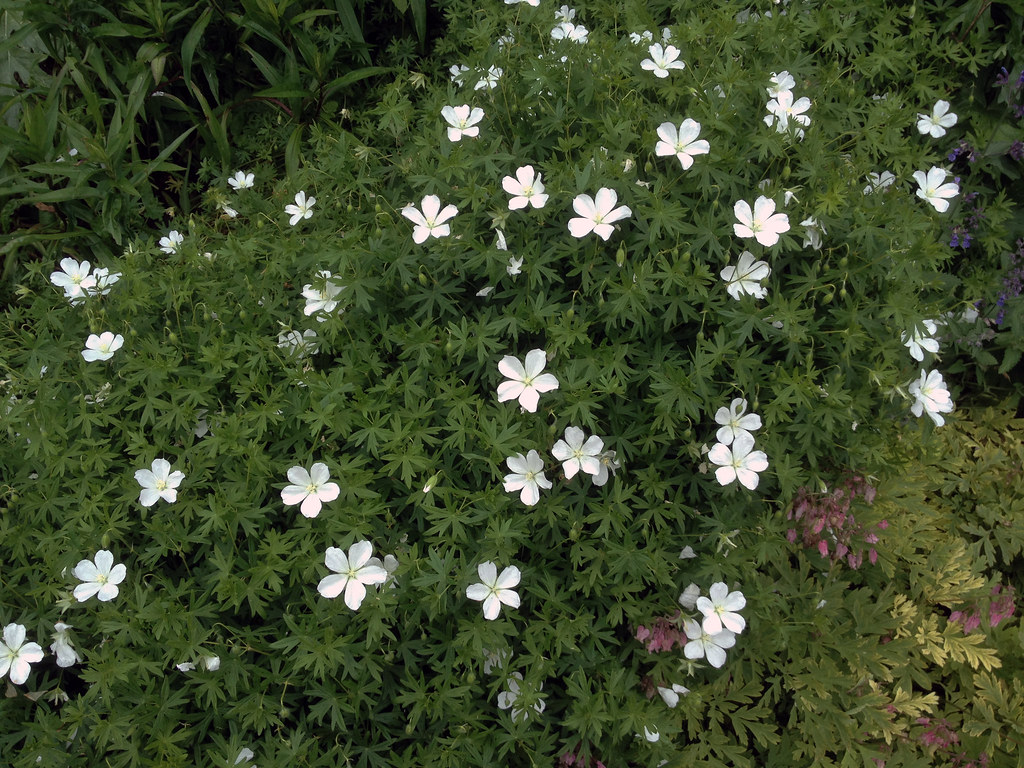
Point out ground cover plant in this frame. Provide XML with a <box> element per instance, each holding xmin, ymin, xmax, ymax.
<box><xmin>1</xmin><ymin>0</ymin><xmax>1023</xmax><ymax>766</ymax></box>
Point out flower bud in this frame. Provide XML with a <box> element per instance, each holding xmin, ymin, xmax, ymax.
<box><xmin>615</xmin><ymin>244</ymin><xmax>626</xmax><ymax>266</ymax></box>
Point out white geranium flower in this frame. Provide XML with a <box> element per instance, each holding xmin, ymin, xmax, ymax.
<box><xmin>497</xmin><ymin>349</ymin><xmax>559</xmax><ymax>412</ymax></box>
<box><xmin>228</xmin><ymin>171</ymin><xmax>255</xmax><ymax>190</ymax></box>
<box><xmin>551</xmin><ymin>21</ymin><xmax>588</xmax><ymax>43</ymax></box>
<box><xmin>696</xmin><ymin>582</ymin><xmax>747</xmax><ymax>634</ymax></box>
<box><xmin>482</xmin><ymin>647</ymin><xmax>511</xmax><ymax>674</ymax></box>
<box><xmin>714</xmin><ymin>398</ymin><xmax>762</xmax><ymax>445</ymax></box>
<box><xmin>50</xmin><ymin>622</ymin><xmax>81</xmax><ymax>667</ymax></box>
<box><xmin>135</xmin><ymin>458</ymin><xmax>185</xmax><ymax>506</ymax></box>
<box><xmin>591</xmin><ymin>449</ymin><xmax>621</xmax><ymax>486</ymax></box>
<box><xmin>657</xmin><ymin>683</ymin><xmax>690</xmax><ymax>708</ymax></box>
<box><xmin>720</xmin><ymin>251</ymin><xmax>770</xmax><ymax>300</ymax></box>
<box><xmin>0</xmin><ymin>623</ymin><xmax>44</xmax><ymax>685</ymax></box>
<box><xmin>73</xmin><ymin>550</ymin><xmax>127</xmax><ymax>602</ymax></box>
<box><xmin>678</xmin><ymin>582</ymin><xmax>701</xmax><ymax>610</ymax></box>
<box><xmin>90</xmin><ymin>267</ymin><xmax>122</xmax><ymax>296</ymax></box>
<box><xmin>502</xmin><ymin>165</ymin><xmax>549</xmax><ymax>210</ymax></box>
<box><xmin>466</xmin><ymin>561</ymin><xmax>521</xmax><ymax>620</ymax></box>
<box><xmin>917</xmin><ymin>99</ymin><xmax>958</xmax><ymax>137</ymax></box>
<box><xmin>81</xmin><ymin>332</ymin><xmax>124</xmax><ymax>362</ymax></box>
<box><xmin>654</xmin><ymin>119</ymin><xmax>709</xmax><ymax>170</ymax></box>
<box><xmin>733</xmin><ymin>196</ymin><xmax>790</xmax><ymax>246</ymax></box>
<box><xmin>902</xmin><ymin>320</ymin><xmax>940</xmax><ymax>362</ymax></box>
<box><xmin>50</xmin><ymin>257</ymin><xmax>96</xmax><ymax>303</ymax></box>
<box><xmin>507</xmin><ymin>255</ymin><xmax>523</xmax><ymax>276</ymax></box>
<box><xmin>474</xmin><ymin>66</ymin><xmax>502</xmax><ymax>90</ymax></box>
<box><xmin>767</xmin><ymin>71</ymin><xmax>795</xmax><ymax>97</ymax></box>
<box><xmin>402</xmin><ymin>195</ymin><xmax>458</xmax><ymax>243</ymax></box>
<box><xmin>640</xmin><ymin>43</ymin><xmax>686</xmax><ymax>77</ymax></box>
<box><xmin>284</xmin><ymin>191</ymin><xmax>315</xmax><ymax>226</ymax></box>
<box><xmin>503</xmin><ymin>450</ymin><xmax>552</xmax><ymax>506</ymax></box>
<box><xmin>682</xmin><ymin>618</ymin><xmax>735</xmax><ymax>668</ymax></box>
<box><xmin>281</xmin><ymin>462</ymin><xmax>340</xmax><ymax>518</ymax></box>
<box><xmin>765</xmin><ymin>90</ymin><xmax>811</xmax><ymax>137</ymax></box>
<box><xmin>643</xmin><ymin>726</ymin><xmax>660</xmax><ymax>742</ymax></box>
<box><xmin>317</xmin><ymin>541</ymin><xmax>388</xmax><ymax>609</ymax></box>
<box><xmin>801</xmin><ymin>217</ymin><xmax>825</xmax><ymax>250</ymax></box>
<box><xmin>159</xmin><ymin>230</ymin><xmax>183</xmax><ymax>254</ymax></box>
<box><xmin>707</xmin><ymin>431</ymin><xmax>769</xmax><ymax>489</ymax></box>
<box><xmin>235</xmin><ymin>748</ymin><xmax>256</xmax><ymax>765</ymax></box>
<box><xmin>277</xmin><ymin>329</ymin><xmax>319</xmax><ymax>358</ymax></box>
<box><xmin>505</xmin><ymin>0</ymin><xmax>539</xmax><ymax>5</ymax></box>
<box><xmin>551</xmin><ymin>426</ymin><xmax>604</xmax><ymax>479</ymax></box>
<box><xmin>301</xmin><ymin>270</ymin><xmax>345</xmax><ymax>319</ymax></box>
<box><xmin>449</xmin><ymin>64</ymin><xmax>469</xmax><ymax>84</ymax></box>
<box><xmin>497</xmin><ymin>672</ymin><xmax>545</xmax><ymax>721</ymax></box>
<box><xmin>913</xmin><ymin>167</ymin><xmax>959</xmax><ymax>213</ymax></box>
<box><xmin>679</xmin><ymin>546</ymin><xmax>697</xmax><ymax>559</ymax></box>
<box><xmin>441</xmin><ymin>105</ymin><xmax>484</xmax><ymax>141</ymax></box>
<box><xmin>555</xmin><ymin>5</ymin><xmax>574</xmax><ymax>22</ymax></box>
<box><xmin>909</xmin><ymin>369</ymin><xmax>954</xmax><ymax>426</ymax></box>
<box><xmin>863</xmin><ymin>171</ymin><xmax>896</xmax><ymax>195</ymax></box>
<box><xmin>568</xmin><ymin>188</ymin><xmax>632</xmax><ymax>240</ymax></box>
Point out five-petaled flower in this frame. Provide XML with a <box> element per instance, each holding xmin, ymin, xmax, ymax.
<box><xmin>503</xmin><ymin>450</ymin><xmax>553</xmax><ymax>506</ymax></box>
<box><xmin>766</xmin><ymin>71</ymin><xmax>796</xmax><ymax>98</ymax></box>
<box><xmin>502</xmin><ymin>165</ymin><xmax>549</xmax><ymax>210</ymax></box>
<box><xmin>228</xmin><ymin>170</ymin><xmax>255</xmax><ymax>190</ymax></box>
<box><xmin>159</xmin><ymin>230</ymin><xmax>183</xmax><ymax>254</ymax></box>
<box><xmin>497</xmin><ymin>671</ymin><xmax>545</xmax><ymax>720</ymax></box>
<box><xmin>285</xmin><ymin>191</ymin><xmax>316</xmax><ymax>226</ymax></box>
<box><xmin>81</xmin><ymin>332</ymin><xmax>124</xmax><ymax>362</ymax></box>
<box><xmin>682</xmin><ymin>618</ymin><xmax>736</xmax><ymax>668</ymax></box>
<box><xmin>909</xmin><ymin>369</ymin><xmax>954</xmax><ymax>426</ymax></box>
<box><xmin>733</xmin><ymin>196</ymin><xmax>790</xmax><ymax>247</ymax></box>
<box><xmin>696</xmin><ymin>582</ymin><xmax>747</xmax><ymax>634</ymax></box>
<box><xmin>654</xmin><ymin>120</ymin><xmax>709</xmax><ymax>170</ymax></box>
<box><xmin>474</xmin><ymin>66</ymin><xmax>502</xmax><ymax>90</ymax></box>
<box><xmin>402</xmin><ymin>195</ymin><xmax>458</xmax><ymax>243</ymax></box>
<box><xmin>863</xmin><ymin>171</ymin><xmax>896</xmax><ymax>195</ymax></box>
<box><xmin>73</xmin><ymin>549</ymin><xmax>127</xmax><ymax>602</ymax></box>
<box><xmin>317</xmin><ymin>541</ymin><xmax>388</xmax><ymax>609</ymax></box>
<box><xmin>281</xmin><ymin>462</ymin><xmax>340</xmax><ymax>518</ymax></box>
<box><xmin>913</xmin><ymin>167</ymin><xmax>959</xmax><ymax>213</ymax></box>
<box><xmin>640</xmin><ymin>43</ymin><xmax>686</xmax><ymax>77</ymax></box>
<box><xmin>278</xmin><ymin>329</ymin><xmax>319</xmax><ymax>358</ymax></box>
<box><xmin>50</xmin><ymin>257</ymin><xmax>96</xmax><ymax>303</ymax></box>
<box><xmin>551</xmin><ymin>21</ymin><xmax>588</xmax><ymax>43</ymax></box>
<box><xmin>720</xmin><ymin>251</ymin><xmax>771</xmax><ymax>300</ymax></box>
<box><xmin>568</xmin><ymin>188</ymin><xmax>632</xmax><ymax>240</ymax></box>
<box><xmin>765</xmin><ymin>91</ymin><xmax>811</xmax><ymax>136</ymax></box>
<box><xmin>302</xmin><ymin>270</ymin><xmax>346</xmax><ymax>319</ymax></box>
<box><xmin>50</xmin><ymin>622</ymin><xmax>81</xmax><ymax>668</ymax></box>
<box><xmin>466</xmin><ymin>561</ymin><xmax>521</xmax><ymax>620</ymax></box>
<box><xmin>0</xmin><ymin>623</ymin><xmax>44</xmax><ymax>685</ymax></box>
<box><xmin>917</xmin><ymin>99</ymin><xmax>958</xmax><ymax>138</ymax></box>
<box><xmin>497</xmin><ymin>349</ymin><xmax>560</xmax><ymax>412</ymax></box>
<box><xmin>441</xmin><ymin>105</ymin><xmax>484</xmax><ymax>141</ymax></box>
<box><xmin>902</xmin><ymin>320</ymin><xmax>940</xmax><ymax>362</ymax></box>
<box><xmin>551</xmin><ymin>426</ymin><xmax>604</xmax><ymax>479</ymax></box>
<box><xmin>135</xmin><ymin>458</ymin><xmax>185</xmax><ymax>506</ymax></box>
<box><xmin>708</xmin><ymin>431</ymin><xmax>769</xmax><ymax>490</ymax></box>
<box><xmin>714</xmin><ymin>398</ymin><xmax>762</xmax><ymax>445</ymax></box>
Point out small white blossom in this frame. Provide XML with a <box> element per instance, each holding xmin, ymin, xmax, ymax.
<box><xmin>90</xmin><ymin>267</ymin><xmax>122</xmax><ymax>296</ymax></box>
<box><xmin>402</xmin><ymin>195</ymin><xmax>458</xmax><ymax>243</ymax></box>
<box><xmin>720</xmin><ymin>251</ymin><xmax>770</xmax><ymax>300</ymax></box>
<box><xmin>277</xmin><ymin>329</ymin><xmax>319</xmax><ymax>358</ymax></box>
<box><xmin>284</xmin><ymin>191</ymin><xmax>316</xmax><ymax>226</ymax></box>
<box><xmin>159</xmin><ymin>230</ymin><xmax>184</xmax><ymax>254</ymax></box>
<box><xmin>678</xmin><ymin>583</ymin><xmax>701</xmax><ymax>610</ymax></box>
<box><xmin>497</xmin><ymin>349</ymin><xmax>559</xmax><ymax>412</ymax></box>
<box><xmin>228</xmin><ymin>171</ymin><xmax>255</xmax><ymax>190</ymax></box>
<box><xmin>507</xmin><ymin>255</ymin><xmax>523</xmax><ymax>276</ymax></box>
<box><xmin>801</xmin><ymin>217</ymin><xmax>825</xmax><ymax>250</ymax></box>
<box><xmin>73</xmin><ymin>550</ymin><xmax>127</xmax><ymax>602</ymax></box>
<box><xmin>591</xmin><ymin>450</ymin><xmax>621</xmax><ymax>486</ymax></box>
<box><xmin>474</xmin><ymin>66</ymin><xmax>502</xmax><ymax>90</ymax></box>
<box><xmin>733</xmin><ymin>196</ymin><xmax>790</xmax><ymax>247</ymax></box>
<box><xmin>917</xmin><ymin>99</ymin><xmax>958</xmax><ymax>138</ymax></box>
<box><xmin>503</xmin><ymin>450</ymin><xmax>552</xmax><ymax>506</ymax></box>
<box><xmin>683</xmin><ymin>618</ymin><xmax>735</xmax><ymax>668</ymax></box>
<box><xmin>50</xmin><ymin>257</ymin><xmax>96</xmax><ymax>303</ymax></box>
<box><xmin>135</xmin><ymin>458</ymin><xmax>185</xmax><ymax>506</ymax></box>
<box><xmin>679</xmin><ymin>546</ymin><xmax>697</xmax><ymax>559</ymax></box>
<box><xmin>640</xmin><ymin>43</ymin><xmax>686</xmax><ymax>77</ymax></box>
<box><xmin>467</xmin><ymin>561</ymin><xmax>521</xmax><ymax>620</ymax></box>
<box><xmin>654</xmin><ymin>119</ymin><xmax>709</xmax><ymax>170</ymax></box>
<box><xmin>281</xmin><ymin>462</ymin><xmax>340</xmax><ymax>518</ymax></box>
<box><xmin>696</xmin><ymin>582</ymin><xmax>747</xmax><ymax>634</ymax></box>
<box><xmin>449</xmin><ymin>64</ymin><xmax>469</xmax><ymax>84</ymax></box>
<box><xmin>441</xmin><ymin>105</ymin><xmax>484</xmax><ymax>141</ymax></box>
<box><xmin>913</xmin><ymin>167</ymin><xmax>959</xmax><ymax>213</ymax></box>
<box><xmin>765</xmin><ymin>90</ymin><xmax>811</xmax><ymax>137</ymax></box>
<box><xmin>497</xmin><ymin>672</ymin><xmax>545</xmax><ymax>721</ymax></box>
<box><xmin>551</xmin><ymin>21</ymin><xmax>588</xmax><ymax>43</ymax></box>
<box><xmin>568</xmin><ymin>188</ymin><xmax>632</xmax><ymax>240</ymax></box>
<box><xmin>642</xmin><ymin>726</ymin><xmax>660</xmax><ymax>742</ymax></box>
<box><xmin>0</xmin><ymin>623</ymin><xmax>44</xmax><ymax>685</ymax></box>
<box><xmin>235</xmin><ymin>748</ymin><xmax>256</xmax><ymax>765</ymax></box>
<box><xmin>909</xmin><ymin>369</ymin><xmax>954</xmax><ymax>426</ymax></box>
<box><xmin>81</xmin><ymin>332</ymin><xmax>124</xmax><ymax>362</ymax></box>
<box><xmin>902</xmin><ymin>320</ymin><xmax>940</xmax><ymax>362</ymax></box>
<box><xmin>301</xmin><ymin>270</ymin><xmax>346</xmax><ymax>319</ymax></box>
<box><xmin>767</xmin><ymin>71</ymin><xmax>796</xmax><ymax>97</ymax></box>
<box><xmin>502</xmin><ymin>165</ymin><xmax>549</xmax><ymax>210</ymax></box>
<box><xmin>50</xmin><ymin>622</ymin><xmax>81</xmax><ymax>668</ymax></box>
<box><xmin>657</xmin><ymin>683</ymin><xmax>690</xmax><ymax>708</ymax></box>
<box><xmin>707</xmin><ymin>432</ymin><xmax>769</xmax><ymax>490</ymax></box>
<box><xmin>317</xmin><ymin>541</ymin><xmax>388</xmax><ymax>609</ymax></box>
<box><xmin>714</xmin><ymin>398</ymin><xmax>762</xmax><ymax>445</ymax></box>
<box><xmin>483</xmin><ymin>647</ymin><xmax>511</xmax><ymax>674</ymax></box>
<box><xmin>863</xmin><ymin>171</ymin><xmax>896</xmax><ymax>195</ymax></box>
<box><xmin>551</xmin><ymin>426</ymin><xmax>604</xmax><ymax>479</ymax></box>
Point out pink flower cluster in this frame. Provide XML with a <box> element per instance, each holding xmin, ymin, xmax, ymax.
<box><xmin>786</xmin><ymin>476</ymin><xmax>886</xmax><ymax>569</ymax></box>
<box><xmin>914</xmin><ymin>718</ymin><xmax>989</xmax><ymax>768</ymax></box>
<box><xmin>560</xmin><ymin>747</ymin><xmax>607</xmax><ymax>768</ymax></box>
<box><xmin>949</xmin><ymin>584</ymin><xmax>1016</xmax><ymax>634</ymax></box>
<box><xmin>634</xmin><ymin>612</ymin><xmax>687</xmax><ymax>653</ymax></box>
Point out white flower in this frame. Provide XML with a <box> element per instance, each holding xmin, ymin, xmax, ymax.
<box><xmin>568</xmin><ymin>188</ymin><xmax>632</xmax><ymax>240</ymax></box>
<box><xmin>714</xmin><ymin>398</ymin><xmax>762</xmax><ymax>445</ymax></box>
<box><xmin>483</xmin><ymin>647</ymin><xmax>511</xmax><ymax>674</ymax></box>
<box><xmin>765</xmin><ymin>90</ymin><xmax>811</xmax><ymax>137</ymax></box>
<box><xmin>284</xmin><ymin>191</ymin><xmax>316</xmax><ymax>226</ymax></box>
<box><xmin>917</xmin><ymin>99</ymin><xmax>958</xmax><ymax>138</ymax></box>
<box><xmin>679</xmin><ymin>546</ymin><xmax>697</xmax><ymax>559</ymax></box>
<box><xmin>159</xmin><ymin>230</ymin><xmax>183</xmax><ymax>254</ymax></box>
<box><xmin>696</xmin><ymin>582</ymin><xmax>747</xmax><ymax>634</ymax></box>
<box><xmin>551</xmin><ymin>426</ymin><xmax>604</xmax><ymax>479</ymax></box>
<box><xmin>473</xmin><ymin>66</ymin><xmax>502</xmax><ymax>90</ymax></box>
<box><xmin>640</xmin><ymin>43</ymin><xmax>685</xmax><ymax>77</ymax></box>
<box><xmin>81</xmin><ymin>332</ymin><xmax>124</xmax><ymax>362</ymax></box>
<box><xmin>555</xmin><ymin>5</ymin><xmax>575</xmax><ymax>22</ymax></box>
<box><xmin>228</xmin><ymin>170</ymin><xmax>255</xmax><ymax>190</ymax></box>
<box><xmin>682</xmin><ymin>618</ymin><xmax>736</xmax><ymax>668</ymax></box>
<box><xmin>505</xmin><ymin>0</ymin><xmax>539</xmax><ymax>5</ymax></box>
<box><xmin>654</xmin><ymin>120</ymin><xmax>709</xmax><ymax>170</ymax></box>
<box><xmin>913</xmin><ymin>167</ymin><xmax>959</xmax><ymax>213</ymax></box>
<box><xmin>476</xmin><ymin>285</ymin><xmax>495</xmax><ymax>297</ymax></box>
<box><xmin>909</xmin><ymin>369</ymin><xmax>954</xmax><ymax>426</ymax></box>
<box><xmin>0</xmin><ymin>623</ymin><xmax>44</xmax><ymax>685</ymax></box>
<box><xmin>502</xmin><ymin>165</ymin><xmax>549</xmax><ymax>210</ymax></box>
<box><xmin>467</xmin><ymin>561</ymin><xmax>521</xmax><ymax>620</ymax></box>
<box><xmin>278</xmin><ymin>329</ymin><xmax>319</xmax><ymax>357</ymax></box>
<box><xmin>863</xmin><ymin>171</ymin><xmax>896</xmax><ymax>195</ymax></box>
<box><xmin>733</xmin><ymin>196</ymin><xmax>790</xmax><ymax>247</ymax></box>
<box><xmin>642</xmin><ymin>726</ymin><xmax>660</xmax><ymax>742</ymax></box>
<box><xmin>503</xmin><ymin>450</ymin><xmax>553</xmax><ymax>506</ymax></box>
<box><xmin>497</xmin><ymin>672</ymin><xmax>545</xmax><ymax>721</ymax></box>
<box><xmin>707</xmin><ymin>431</ymin><xmax>769</xmax><ymax>490</ymax></box>
<box><xmin>551</xmin><ymin>21</ymin><xmax>588</xmax><ymax>43</ymax></box>
<box><xmin>90</xmin><ymin>267</ymin><xmax>122</xmax><ymax>296</ymax></box>
<box><xmin>176</xmin><ymin>661</ymin><xmax>196</xmax><ymax>672</ymax></box>
<box><xmin>402</xmin><ymin>195</ymin><xmax>458</xmax><ymax>243</ymax></box>
<box><xmin>317</xmin><ymin>541</ymin><xmax>387</xmax><ymax>609</ymax></box>
<box><xmin>507</xmin><ymin>255</ymin><xmax>523</xmax><ymax>276</ymax></box>
<box><xmin>902</xmin><ymin>320</ymin><xmax>940</xmax><ymax>362</ymax></box>
<box><xmin>281</xmin><ymin>462</ymin><xmax>340</xmax><ymax>518</ymax></box>
<box><xmin>657</xmin><ymin>683</ymin><xmax>690</xmax><ymax>708</ymax></box>
<box><xmin>72</xmin><ymin>550</ymin><xmax>127</xmax><ymax>602</ymax></box>
<box><xmin>678</xmin><ymin>583</ymin><xmax>701</xmax><ymax>610</ymax></box>
<box><xmin>449</xmin><ymin>64</ymin><xmax>469</xmax><ymax>84</ymax></box>
<box><xmin>441</xmin><ymin>105</ymin><xmax>484</xmax><ymax>141</ymax></box>
<box><xmin>301</xmin><ymin>270</ymin><xmax>346</xmax><ymax>319</ymax></box>
<box><xmin>720</xmin><ymin>251</ymin><xmax>771</xmax><ymax>300</ymax></box>
<box><xmin>50</xmin><ymin>257</ymin><xmax>96</xmax><ymax>303</ymax></box>
<box><xmin>219</xmin><ymin>202</ymin><xmax>238</xmax><ymax>218</ymax></box>
<box><xmin>801</xmin><ymin>217</ymin><xmax>825</xmax><ymax>250</ymax></box>
<box><xmin>497</xmin><ymin>349</ymin><xmax>560</xmax><ymax>412</ymax></box>
<box><xmin>135</xmin><ymin>458</ymin><xmax>185</xmax><ymax>506</ymax></box>
<box><xmin>591</xmin><ymin>450</ymin><xmax>621</xmax><ymax>487</ymax></box>
<box><xmin>50</xmin><ymin>622</ymin><xmax>81</xmax><ymax>668</ymax></box>
<box><xmin>235</xmin><ymin>748</ymin><xmax>256</xmax><ymax>765</ymax></box>
<box><xmin>767</xmin><ymin>71</ymin><xmax>795</xmax><ymax>97</ymax></box>
<box><xmin>628</xmin><ymin>30</ymin><xmax>653</xmax><ymax>45</ymax></box>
